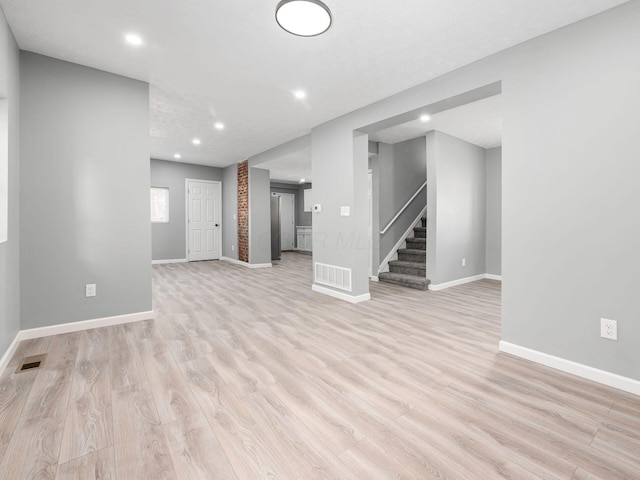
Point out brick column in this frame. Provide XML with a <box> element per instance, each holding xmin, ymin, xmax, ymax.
<box><xmin>237</xmin><ymin>160</ymin><xmax>249</xmax><ymax>263</ymax></box>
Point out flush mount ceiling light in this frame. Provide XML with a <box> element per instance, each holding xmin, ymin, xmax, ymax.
<box><xmin>420</xmin><ymin>114</ymin><xmax>431</xmax><ymax>122</ymax></box>
<box><xmin>214</xmin><ymin>122</ymin><xmax>225</xmax><ymax>130</ymax></box>
<box><xmin>192</xmin><ymin>138</ymin><xmax>201</xmax><ymax>145</ymax></box>
<box><xmin>174</xmin><ymin>153</ymin><xmax>181</xmax><ymax>159</ymax></box>
<box><xmin>276</xmin><ymin>0</ymin><xmax>332</xmax><ymax>37</ymax></box>
<box><xmin>293</xmin><ymin>89</ymin><xmax>307</xmax><ymax>100</ymax></box>
<box><xmin>125</xmin><ymin>33</ymin><xmax>143</xmax><ymax>46</ymax></box>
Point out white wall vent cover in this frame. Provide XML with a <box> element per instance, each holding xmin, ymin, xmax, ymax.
<box><xmin>314</xmin><ymin>262</ymin><xmax>352</xmax><ymax>292</ymax></box>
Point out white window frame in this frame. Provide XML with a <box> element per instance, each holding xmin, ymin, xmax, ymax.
<box><xmin>150</xmin><ymin>186</ymin><xmax>170</xmax><ymax>223</ymax></box>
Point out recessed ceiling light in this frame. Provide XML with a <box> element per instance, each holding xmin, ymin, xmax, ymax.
<box><xmin>293</xmin><ymin>90</ymin><xmax>307</xmax><ymax>100</ymax></box>
<box><xmin>214</xmin><ymin>122</ymin><xmax>225</xmax><ymax>130</ymax></box>
<box><xmin>192</xmin><ymin>138</ymin><xmax>201</xmax><ymax>145</ymax></box>
<box><xmin>174</xmin><ymin>153</ymin><xmax>181</xmax><ymax>159</ymax></box>
<box><xmin>300</xmin><ymin>178</ymin><xmax>306</xmax><ymax>183</ymax></box>
<box><xmin>276</xmin><ymin>0</ymin><xmax>332</xmax><ymax>37</ymax></box>
<box><xmin>420</xmin><ymin>114</ymin><xmax>431</xmax><ymax>122</ymax></box>
<box><xmin>125</xmin><ymin>34</ymin><xmax>143</xmax><ymax>46</ymax></box>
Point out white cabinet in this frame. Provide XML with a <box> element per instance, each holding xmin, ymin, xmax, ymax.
<box><xmin>296</xmin><ymin>226</ymin><xmax>312</xmax><ymax>252</ymax></box>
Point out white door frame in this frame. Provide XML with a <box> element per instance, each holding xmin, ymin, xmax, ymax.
<box><xmin>185</xmin><ymin>179</ymin><xmax>222</xmax><ymax>261</ymax></box>
<box><xmin>272</xmin><ymin>192</ymin><xmax>295</xmax><ymax>251</ymax></box>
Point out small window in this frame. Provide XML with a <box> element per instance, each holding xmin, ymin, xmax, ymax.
<box><xmin>150</xmin><ymin>187</ymin><xmax>169</xmax><ymax>223</ymax></box>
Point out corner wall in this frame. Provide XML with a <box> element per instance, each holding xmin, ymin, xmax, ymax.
<box><xmin>485</xmin><ymin>147</ymin><xmax>502</xmax><ymax>276</ymax></box>
<box><xmin>150</xmin><ymin>159</ymin><xmax>223</xmax><ymax>261</ymax></box>
<box><xmin>222</xmin><ymin>163</ymin><xmax>238</xmax><ymax>259</ymax></box>
<box><xmin>249</xmin><ymin>167</ymin><xmax>271</xmax><ymax>265</ymax></box>
<box><xmin>426</xmin><ymin>131</ymin><xmax>487</xmax><ymax>285</ymax></box>
<box><xmin>20</xmin><ymin>52</ymin><xmax>151</xmax><ymax>329</ymax></box>
<box><xmin>0</xmin><ymin>8</ymin><xmax>20</xmax><ymax>355</ymax></box>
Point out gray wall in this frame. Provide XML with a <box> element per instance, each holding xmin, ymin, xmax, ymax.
<box><xmin>369</xmin><ymin>154</ymin><xmax>380</xmax><ymax>276</ymax></box>
<box><xmin>302</xmin><ymin>1</ymin><xmax>640</xmax><ymax>379</ymax></box>
<box><xmin>249</xmin><ymin>167</ymin><xmax>271</xmax><ymax>264</ymax></box>
<box><xmin>426</xmin><ymin>131</ymin><xmax>486</xmax><ymax>285</ymax></box>
<box><xmin>20</xmin><ymin>52</ymin><xmax>151</xmax><ymax>329</ymax></box>
<box><xmin>485</xmin><ymin>147</ymin><xmax>501</xmax><ymax>276</ymax></box>
<box><xmin>501</xmin><ymin>4</ymin><xmax>640</xmax><ymax>379</ymax></box>
<box><xmin>312</xmin><ymin>129</ymin><xmax>370</xmax><ymax>297</ymax></box>
<box><xmin>0</xmin><ymin>9</ymin><xmax>20</xmax><ymax>354</ymax></box>
<box><xmin>222</xmin><ymin>163</ymin><xmax>238</xmax><ymax>260</ymax></box>
<box><xmin>297</xmin><ymin>184</ymin><xmax>312</xmax><ymax>227</ymax></box>
<box><xmin>150</xmin><ymin>159</ymin><xmax>223</xmax><ymax>261</ymax></box>
<box><xmin>376</xmin><ymin>137</ymin><xmax>427</xmax><ymax>268</ymax></box>
<box><xmin>270</xmin><ymin>182</ymin><xmax>313</xmax><ymax>242</ymax></box>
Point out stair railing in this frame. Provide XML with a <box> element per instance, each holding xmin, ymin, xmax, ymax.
<box><xmin>380</xmin><ymin>181</ymin><xmax>427</xmax><ymax>235</ymax></box>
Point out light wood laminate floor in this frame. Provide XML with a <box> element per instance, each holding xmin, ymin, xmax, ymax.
<box><xmin>1</xmin><ymin>252</ymin><xmax>639</xmax><ymax>479</ymax></box>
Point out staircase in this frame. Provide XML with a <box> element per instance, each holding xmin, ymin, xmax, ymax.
<box><xmin>379</xmin><ymin>217</ymin><xmax>430</xmax><ymax>290</ymax></box>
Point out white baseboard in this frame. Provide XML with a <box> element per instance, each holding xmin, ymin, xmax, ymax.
<box><xmin>312</xmin><ymin>284</ymin><xmax>371</xmax><ymax>304</ymax></box>
<box><xmin>248</xmin><ymin>262</ymin><xmax>272</xmax><ymax>269</ymax></box>
<box><xmin>499</xmin><ymin>341</ymin><xmax>640</xmax><ymax>396</ymax></box>
<box><xmin>429</xmin><ymin>274</ymin><xmax>486</xmax><ymax>291</ymax></box>
<box><xmin>378</xmin><ymin>206</ymin><xmax>427</xmax><ymax>275</ymax></box>
<box><xmin>0</xmin><ymin>332</ymin><xmax>22</xmax><ymax>375</ymax></box>
<box><xmin>429</xmin><ymin>273</ymin><xmax>501</xmax><ymax>291</ymax></box>
<box><xmin>221</xmin><ymin>256</ymin><xmax>272</xmax><ymax>269</ymax></box>
<box><xmin>19</xmin><ymin>310</ymin><xmax>154</xmax><ymax>341</ymax></box>
<box><xmin>0</xmin><ymin>310</ymin><xmax>154</xmax><ymax>375</ymax></box>
<box><xmin>152</xmin><ymin>258</ymin><xmax>187</xmax><ymax>265</ymax></box>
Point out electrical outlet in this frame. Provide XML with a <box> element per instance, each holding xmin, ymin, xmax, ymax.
<box><xmin>461</xmin><ymin>258</ymin><xmax>466</xmax><ymax>267</ymax></box>
<box><xmin>85</xmin><ymin>284</ymin><xmax>96</xmax><ymax>297</ymax></box>
<box><xmin>231</xmin><ymin>245</ymin><xmax>235</xmax><ymax>251</ymax></box>
<box><xmin>600</xmin><ymin>318</ymin><xmax>617</xmax><ymax>340</ymax></box>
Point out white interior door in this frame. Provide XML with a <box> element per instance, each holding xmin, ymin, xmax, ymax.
<box><xmin>279</xmin><ymin>193</ymin><xmax>295</xmax><ymax>251</ymax></box>
<box><xmin>187</xmin><ymin>180</ymin><xmax>221</xmax><ymax>261</ymax></box>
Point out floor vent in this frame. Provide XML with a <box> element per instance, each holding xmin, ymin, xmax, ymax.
<box><xmin>315</xmin><ymin>262</ymin><xmax>352</xmax><ymax>292</ymax></box>
<box><xmin>16</xmin><ymin>354</ymin><xmax>47</xmax><ymax>373</ymax></box>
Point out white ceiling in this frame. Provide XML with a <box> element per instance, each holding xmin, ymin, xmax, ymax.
<box><xmin>0</xmin><ymin>0</ymin><xmax>627</xmax><ymax>168</ymax></box>
<box><xmin>370</xmin><ymin>94</ymin><xmax>503</xmax><ymax>148</ymax></box>
<box><xmin>263</xmin><ymin>94</ymin><xmax>502</xmax><ymax>183</ymax></box>
<box><xmin>258</xmin><ymin>147</ymin><xmax>312</xmax><ymax>184</ymax></box>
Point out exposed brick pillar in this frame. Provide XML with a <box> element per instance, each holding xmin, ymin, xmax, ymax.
<box><xmin>237</xmin><ymin>160</ymin><xmax>249</xmax><ymax>263</ymax></box>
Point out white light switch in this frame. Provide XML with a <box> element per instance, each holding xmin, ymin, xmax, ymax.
<box><xmin>85</xmin><ymin>284</ymin><xmax>96</xmax><ymax>297</ymax></box>
<box><xmin>340</xmin><ymin>206</ymin><xmax>350</xmax><ymax>216</ymax></box>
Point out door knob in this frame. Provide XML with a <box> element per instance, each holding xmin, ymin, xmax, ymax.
<box><xmin>215</xmin><ymin>224</ymin><xmax>220</xmax><ymax>227</ymax></box>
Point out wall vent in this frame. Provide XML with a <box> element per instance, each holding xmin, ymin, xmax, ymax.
<box><xmin>16</xmin><ymin>354</ymin><xmax>47</xmax><ymax>373</ymax></box>
<box><xmin>314</xmin><ymin>262</ymin><xmax>352</xmax><ymax>292</ymax></box>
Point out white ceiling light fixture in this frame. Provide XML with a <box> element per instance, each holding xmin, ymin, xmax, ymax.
<box><xmin>214</xmin><ymin>122</ymin><xmax>225</xmax><ymax>130</ymax></box>
<box><xmin>125</xmin><ymin>33</ymin><xmax>143</xmax><ymax>46</ymax></box>
<box><xmin>420</xmin><ymin>114</ymin><xmax>431</xmax><ymax>122</ymax></box>
<box><xmin>174</xmin><ymin>153</ymin><xmax>181</xmax><ymax>159</ymax></box>
<box><xmin>293</xmin><ymin>89</ymin><xmax>307</xmax><ymax>99</ymax></box>
<box><xmin>192</xmin><ymin>138</ymin><xmax>201</xmax><ymax>145</ymax></box>
<box><xmin>276</xmin><ymin>0</ymin><xmax>332</xmax><ymax>37</ymax></box>
<box><xmin>299</xmin><ymin>178</ymin><xmax>306</xmax><ymax>183</ymax></box>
